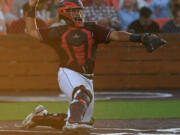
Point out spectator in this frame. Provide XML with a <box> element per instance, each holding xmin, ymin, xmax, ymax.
<box><xmin>46</xmin><ymin>0</ymin><xmax>58</xmax><ymax>26</ymax></box>
<box><xmin>128</xmin><ymin>7</ymin><xmax>160</xmax><ymax>33</ymax></box>
<box><xmin>47</xmin><ymin>0</ymin><xmax>57</xmax><ymax>19</ymax></box>
<box><xmin>0</xmin><ymin>9</ymin><xmax>6</xmax><ymax>35</ymax></box>
<box><xmin>137</xmin><ymin>0</ymin><xmax>149</xmax><ymax>9</ymax></box>
<box><xmin>36</xmin><ymin>0</ymin><xmax>48</xmax><ymax>22</ymax></box>
<box><xmin>119</xmin><ymin>0</ymin><xmax>149</xmax><ymax>10</ymax></box>
<box><xmin>5</xmin><ymin>0</ymin><xmax>13</xmax><ymax>11</ymax></box>
<box><xmin>146</xmin><ymin>0</ymin><xmax>151</xmax><ymax>3</ymax></box>
<box><xmin>83</xmin><ymin>0</ymin><xmax>121</xmax><ymax>30</ymax></box>
<box><xmin>118</xmin><ymin>0</ymin><xmax>139</xmax><ymax>30</ymax></box>
<box><xmin>150</xmin><ymin>0</ymin><xmax>170</xmax><ymax>18</ymax></box>
<box><xmin>7</xmin><ymin>2</ymin><xmax>48</xmax><ymax>34</ymax></box>
<box><xmin>81</xmin><ymin>0</ymin><xmax>93</xmax><ymax>6</ymax></box>
<box><xmin>105</xmin><ymin>0</ymin><xmax>120</xmax><ymax>11</ymax></box>
<box><xmin>161</xmin><ymin>7</ymin><xmax>180</xmax><ymax>33</ymax></box>
<box><xmin>46</xmin><ymin>0</ymin><xmax>66</xmax><ymax>26</ymax></box>
<box><xmin>12</xmin><ymin>0</ymin><xmax>28</xmax><ymax>18</ymax></box>
<box><xmin>0</xmin><ymin>0</ymin><xmax>17</xmax><ymax>22</ymax></box>
<box><xmin>171</xmin><ymin>0</ymin><xmax>180</xmax><ymax>12</ymax></box>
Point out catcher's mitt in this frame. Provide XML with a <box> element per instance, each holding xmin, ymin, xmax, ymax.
<box><xmin>142</xmin><ymin>33</ymin><xmax>166</xmax><ymax>53</ymax></box>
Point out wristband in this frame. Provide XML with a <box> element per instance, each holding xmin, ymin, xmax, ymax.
<box><xmin>27</xmin><ymin>6</ymin><xmax>36</xmax><ymax>18</ymax></box>
<box><xmin>130</xmin><ymin>34</ymin><xmax>142</xmax><ymax>42</ymax></box>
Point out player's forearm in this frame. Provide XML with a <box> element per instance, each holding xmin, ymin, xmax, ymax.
<box><xmin>110</xmin><ymin>31</ymin><xmax>166</xmax><ymax>53</ymax></box>
<box><xmin>25</xmin><ymin>2</ymin><xmax>41</xmax><ymax>40</ymax></box>
<box><xmin>25</xmin><ymin>17</ymin><xmax>40</xmax><ymax>40</ymax></box>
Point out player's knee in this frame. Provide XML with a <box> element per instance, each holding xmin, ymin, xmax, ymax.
<box><xmin>72</xmin><ymin>85</ymin><xmax>92</xmax><ymax>107</ymax></box>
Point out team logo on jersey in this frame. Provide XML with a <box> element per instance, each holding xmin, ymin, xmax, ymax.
<box><xmin>73</xmin><ymin>33</ymin><xmax>80</xmax><ymax>39</ymax></box>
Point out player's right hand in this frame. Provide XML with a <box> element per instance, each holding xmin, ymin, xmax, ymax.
<box><xmin>29</xmin><ymin>0</ymin><xmax>39</xmax><ymax>7</ymax></box>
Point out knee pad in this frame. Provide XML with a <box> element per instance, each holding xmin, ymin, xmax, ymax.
<box><xmin>72</xmin><ymin>85</ymin><xmax>92</xmax><ymax>107</ymax></box>
<box><xmin>68</xmin><ymin>85</ymin><xmax>93</xmax><ymax>122</ymax></box>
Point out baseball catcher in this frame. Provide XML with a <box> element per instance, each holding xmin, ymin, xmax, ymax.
<box><xmin>21</xmin><ymin>0</ymin><xmax>166</xmax><ymax>132</ymax></box>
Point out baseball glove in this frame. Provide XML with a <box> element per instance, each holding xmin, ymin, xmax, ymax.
<box><xmin>142</xmin><ymin>33</ymin><xmax>166</xmax><ymax>53</ymax></box>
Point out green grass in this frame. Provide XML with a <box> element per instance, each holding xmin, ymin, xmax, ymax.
<box><xmin>1</xmin><ymin>101</ymin><xmax>180</xmax><ymax>121</ymax></box>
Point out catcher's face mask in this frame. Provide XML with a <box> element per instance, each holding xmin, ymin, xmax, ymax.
<box><xmin>63</xmin><ymin>8</ymin><xmax>84</xmax><ymax>26</ymax></box>
<box><xmin>57</xmin><ymin>0</ymin><xmax>84</xmax><ymax>27</ymax></box>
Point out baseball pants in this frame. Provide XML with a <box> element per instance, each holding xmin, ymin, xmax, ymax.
<box><xmin>58</xmin><ymin>67</ymin><xmax>94</xmax><ymax>123</ymax></box>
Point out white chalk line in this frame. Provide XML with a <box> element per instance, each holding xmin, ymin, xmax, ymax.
<box><xmin>0</xmin><ymin>92</ymin><xmax>173</xmax><ymax>102</ymax></box>
<box><xmin>0</xmin><ymin>129</ymin><xmax>60</xmax><ymax>134</ymax></box>
<box><xmin>0</xmin><ymin>127</ymin><xmax>180</xmax><ymax>135</ymax></box>
<box><xmin>94</xmin><ymin>128</ymin><xmax>180</xmax><ymax>133</ymax></box>
<box><xmin>94</xmin><ymin>92</ymin><xmax>173</xmax><ymax>99</ymax></box>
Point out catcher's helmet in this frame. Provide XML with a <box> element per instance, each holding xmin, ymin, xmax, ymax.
<box><xmin>57</xmin><ymin>0</ymin><xmax>84</xmax><ymax>27</ymax></box>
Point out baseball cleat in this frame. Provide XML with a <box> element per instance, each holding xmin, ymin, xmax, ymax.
<box><xmin>21</xmin><ymin>105</ymin><xmax>46</xmax><ymax>129</ymax></box>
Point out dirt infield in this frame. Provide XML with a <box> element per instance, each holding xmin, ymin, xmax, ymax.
<box><xmin>0</xmin><ymin>119</ymin><xmax>180</xmax><ymax>135</ymax></box>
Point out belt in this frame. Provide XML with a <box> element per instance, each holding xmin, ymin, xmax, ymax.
<box><xmin>81</xmin><ymin>73</ymin><xmax>94</xmax><ymax>80</ymax></box>
<box><xmin>61</xmin><ymin>65</ymin><xmax>93</xmax><ymax>74</ymax></box>
<box><xmin>60</xmin><ymin>66</ymin><xmax>94</xmax><ymax>80</ymax></box>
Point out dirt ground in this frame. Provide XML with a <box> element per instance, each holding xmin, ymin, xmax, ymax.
<box><xmin>0</xmin><ymin>119</ymin><xmax>180</xmax><ymax>135</ymax></box>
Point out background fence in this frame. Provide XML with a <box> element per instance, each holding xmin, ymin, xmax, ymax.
<box><xmin>0</xmin><ymin>34</ymin><xmax>179</xmax><ymax>92</ymax></box>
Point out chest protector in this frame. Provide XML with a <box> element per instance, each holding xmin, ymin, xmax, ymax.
<box><xmin>60</xmin><ymin>22</ymin><xmax>96</xmax><ymax>74</ymax></box>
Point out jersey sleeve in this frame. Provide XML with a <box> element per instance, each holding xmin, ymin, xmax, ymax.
<box><xmin>38</xmin><ymin>26</ymin><xmax>63</xmax><ymax>45</ymax></box>
<box><xmin>38</xmin><ymin>27</ymin><xmax>53</xmax><ymax>43</ymax></box>
<box><xmin>93</xmin><ymin>24</ymin><xmax>111</xmax><ymax>44</ymax></box>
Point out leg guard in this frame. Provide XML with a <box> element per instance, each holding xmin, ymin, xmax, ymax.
<box><xmin>32</xmin><ymin>113</ymin><xmax>67</xmax><ymax>130</ymax></box>
<box><xmin>69</xmin><ymin>85</ymin><xmax>92</xmax><ymax>123</ymax></box>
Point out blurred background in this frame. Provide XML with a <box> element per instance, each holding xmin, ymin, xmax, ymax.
<box><xmin>1</xmin><ymin>0</ymin><xmax>180</xmax><ymax>34</ymax></box>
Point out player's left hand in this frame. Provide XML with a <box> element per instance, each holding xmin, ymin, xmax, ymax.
<box><xmin>142</xmin><ymin>33</ymin><xmax>167</xmax><ymax>53</ymax></box>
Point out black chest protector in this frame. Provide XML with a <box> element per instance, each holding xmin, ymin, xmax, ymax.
<box><xmin>57</xmin><ymin>22</ymin><xmax>97</xmax><ymax>74</ymax></box>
